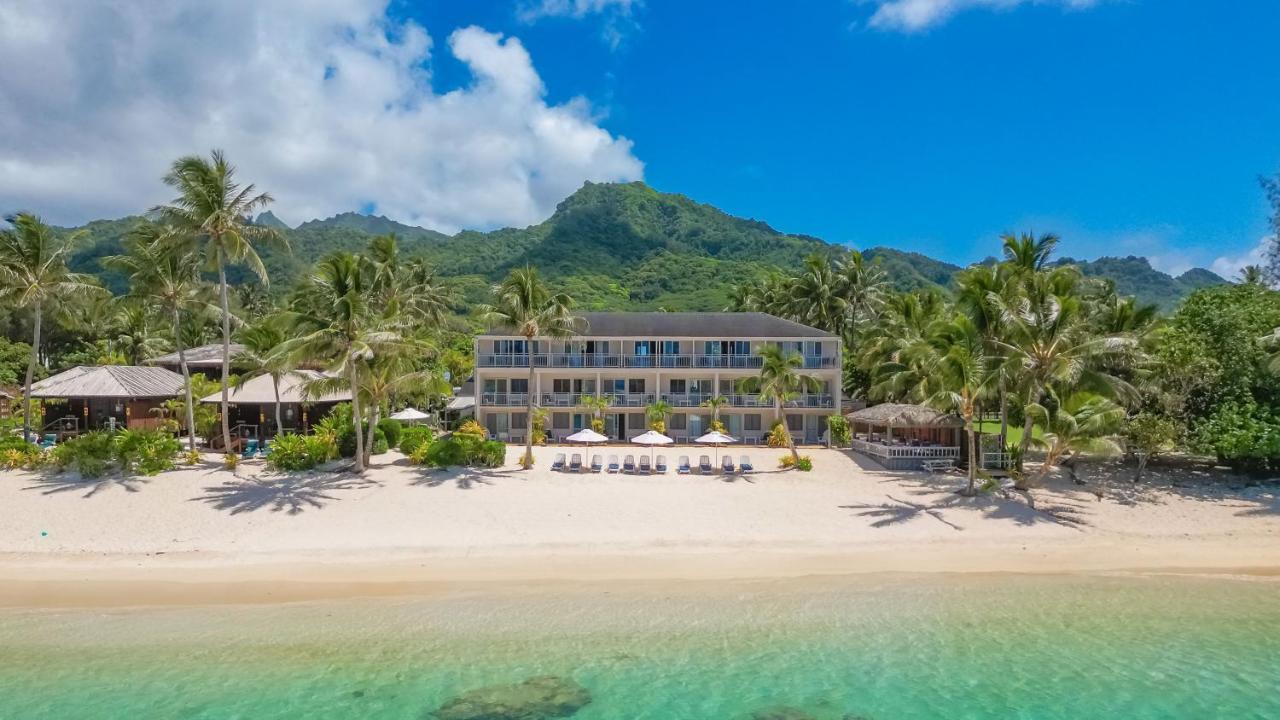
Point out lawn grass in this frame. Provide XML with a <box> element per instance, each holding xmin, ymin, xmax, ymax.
<box><xmin>975</xmin><ymin>420</ymin><xmax>1042</xmax><ymax>448</ymax></box>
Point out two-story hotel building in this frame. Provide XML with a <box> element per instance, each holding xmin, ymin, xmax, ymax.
<box><xmin>474</xmin><ymin>312</ymin><xmax>841</xmax><ymax>445</ymax></box>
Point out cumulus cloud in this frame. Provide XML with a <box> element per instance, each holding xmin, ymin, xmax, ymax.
<box><xmin>0</xmin><ymin>0</ymin><xmax>643</xmax><ymax>230</ymax></box>
<box><xmin>517</xmin><ymin>0</ymin><xmax>641</xmax><ymax>49</ymax></box>
<box><xmin>864</xmin><ymin>0</ymin><xmax>1103</xmax><ymax>32</ymax></box>
<box><xmin>1211</xmin><ymin>237</ymin><xmax>1274</xmax><ymax>281</ymax></box>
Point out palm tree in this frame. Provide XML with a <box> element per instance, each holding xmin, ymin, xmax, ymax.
<box><xmin>836</xmin><ymin>249</ymin><xmax>887</xmax><ymax>333</ymax></box>
<box><xmin>908</xmin><ymin>314</ymin><xmax>997</xmax><ymax>495</ymax></box>
<box><xmin>152</xmin><ymin>150</ymin><xmax>284</xmax><ymax>455</ymax></box>
<box><xmin>578</xmin><ymin>393</ymin><xmax>613</xmax><ymax>433</ymax></box>
<box><xmin>1027</xmin><ymin>392</ymin><xmax>1125</xmax><ymax>486</ymax></box>
<box><xmin>1001</xmin><ymin>231</ymin><xmax>1060</xmax><ymax>274</ymax></box>
<box><xmin>788</xmin><ymin>254</ymin><xmax>846</xmax><ymax>333</ymax></box>
<box><xmin>234</xmin><ymin>316</ymin><xmax>293</xmax><ymax>436</ymax></box>
<box><xmin>645</xmin><ymin>399</ymin><xmax>673</xmax><ymax>433</ymax></box>
<box><xmin>740</xmin><ymin>345</ymin><xmax>822</xmax><ymax>464</ymax></box>
<box><xmin>480</xmin><ymin>267</ymin><xmax>582</xmax><ymax>469</ymax></box>
<box><xmin>701</xmin><ymin>394</ymin><xmax>729</xmax><ymax>432</ymax></box>
<box><xmin>954</xmin><ymin>263</ymin><xmax>1014</xmax><ymax>444</ymax></box>
<box><xmin>102</xmin><ymin>222</ymin><xmax>211</xmax><ymax>450</ymax></box>
<box><xmin>0</xmin><ymin>213</ymin><xmax>104</xmax><ymax>441</ymax></box>
<box><xmin>109</xmin><ymin>301</ymin><xmax>168</xmax><ymax>365</ymax></box>
<box><xmin>1239</xmin><ymin>265</ymin><xmax>1268</xmax><ymax>286</ymax></box>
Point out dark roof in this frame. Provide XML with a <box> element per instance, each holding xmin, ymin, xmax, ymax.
<box><xmin>29</xmin><ymin>366</ymin><xmax>186</xmax><ymax>399</ymax></box>
<box><xmin>481</xmin><ymin>312</ymin><xmax>833</xmax><ymax>339</ymax></box>
<box><xmin>846</xmin><ymin>403</ymin><xmax>964</xmax><ymax>428</ymax></box>
<box><xmin>147</xmin><ymin>343</ymin><xmax>246</xmax><ymax>367</ymax></box>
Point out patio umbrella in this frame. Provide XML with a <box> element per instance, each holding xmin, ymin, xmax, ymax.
<box><xmin>694</xmin><ymin>430</ymin><xmax>737</xmax><ymax>467</ymax></box>
<box><xmin>630</xmin><ymin>429</ymin><xmax>673</xmax><ymax>465</ymax></box>
<box><xmin>565</xmin><ymin>428</ymin><xmax>609</xmax><ymax>445</ymax></box>
<box><xmin>389</xmin><ymin>407</ymin><xmax>430</xmax><ymax>423</ymax></box>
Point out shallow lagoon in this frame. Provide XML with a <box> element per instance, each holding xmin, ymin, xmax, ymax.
<box><xmin>1</xmin><ymin>573</ymin><xmax>1277</xmax><ymax>719</ymax></box>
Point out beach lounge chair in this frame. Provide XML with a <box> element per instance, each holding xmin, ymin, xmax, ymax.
<box><xmin>722</xmin><ymin>455</ymin><xmax>736</xmax><ymax>474</ymax></box>
<box><xmin>39</xmin><ymin>433</ymin><xmax>57</xmax><ymax>450</ymax></box>
<box><xmin>676</xmin><ymin>455</ymin><xmax>691</xmax><ymax>474</ymax></box>
<box><xmin>655</xmin><ymin>455</ymin><xmax>668</xmax><ymax>473</ymax></box>
<box><xmin>569</xmin><ymin>453</ymin><xmax>583</xmax><ymax>472</ymax></box>
<box><xmin>259</xmin><ymin>440</ymin><xmax>271</xmax><ymax>459</ymax></box>
<box><xmin>241</xmin><ymin>438</ymin><xmax>258</xmax><ymax>459</ymax></box>
<box><xmin>639</xmin><ymin>455</ymin><xmax>652</xmax><ymax>473</ymax></box>
<box><xmin>551</xmin><ymin>453</ymin><xmax>566</xmax><ymax>471</ymax></box>
<box><xmin>590</xmin><ymin>454</ymin><xmax>603</xmax><ymax>472</ymax></box>
<box><xmin>607</xmin><ymin>454</ymin><xmax>620</xmax><ymax>473</ymax></box>
<box><xmin>623</xmin><ymin>454</ymin><xmax>636</xmax><ymax>473</ymax></box>
<box><xmin>739</xmin><ymin>455</ymin><xmax>754</xmax><ymax>473</ymax></box>
<box><xmin>698</xmin><ymin>455</ymin><xmax>713</xmax><ymax>474</ymax></box>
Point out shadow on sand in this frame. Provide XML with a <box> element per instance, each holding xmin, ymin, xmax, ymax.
<box><xmin>411</xmin><ymin>465</ymin><xmax>523</xmax><ymax>489</ymax></box>
<box><xmin>193</xmin><ymin>472</ymin><xmax>379</xmax><ymax>515</ymax></box>
<box><xmin>22</xmin><ymin>473</ymin><xmax>150</xmax><ymax>498</ymax></box>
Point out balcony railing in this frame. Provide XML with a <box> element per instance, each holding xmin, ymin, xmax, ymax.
<box><xmin>480</xmin><ymin>392</ymin><xmax>835</xmax><ymax>409</ymax></box>
<box><xmin>477</xmin><ymin>353</ymin><xmax>838</xmax><ymax>370</ymax></box>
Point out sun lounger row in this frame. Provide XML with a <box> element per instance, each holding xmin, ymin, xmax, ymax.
<box><xmin>550</xmin><ymin>453</ymin><xmax>753</xmax><ymax>475</ymax></box>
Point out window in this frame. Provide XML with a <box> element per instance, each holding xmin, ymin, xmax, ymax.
<box><xmin>612</xmin><ymin>379</ymin><xmax>626</xmax><ymax>394</ymax></box>
<box><xmin>668</xmin><ymin>413</ymin><xmax>687</xmax><ymax>430</ymax></box>
<box><xmin>786</xmin><ymin>414</ymin><xmax>803</xmax><ymax>431</ymax></box>
<box><xmin>629</xmin><ymin>412</ymin><xmax>646</xmax><ymax>430</ymax></box>
<box><xmin>553</xmin><ymin>379</ymin><xmax>571</xmax><ymax>394</ymax></box>
<box><xmin>634</xmin><ymin>341</ymin><xmax>656</xmax><ymax>356</ymax></box>
<box><xmin>805</xmin><ymin>341</ymin><xmax>823</xmax><ymax>357</ymax></box>
<box><xmin>745</xmin><ymin>414</ymin><xmax>762</xmax><ymax>432</ymax></box>
<box><xmin>493</xmin><ymin>339</ymin><xmax>526</xmax><ymax>355</ymax></box>
<box><xmin>628</xmin><ymin>378</ymin><xmax>646</xmax><ymax>394</ymax></box>
<box><xmin>483</xmin><ymin>379</ymin><xmax>505</xmax><ymax>393</ymax></box>
<box><xmin>669</xmin><ymin>379</ymin><xmax>686</xmax><ymax>394</ymax></box>
<box><xmin>553</xmin><ymin>412</ymin><xmax>571</xmax><ymax>429</ymax></box>
<box><xmin>511</xmin><ymin>412</ymin><xmax>528</xmax><ymax>429</ymax></box>
<box><xmin>510</xmin><ymin>378</ymin><xmax>528</xmax><ymax>393</ymax></box>
<box><xmin>661</xmin><ymin>340</ymin><xmax>680</xmax><ymax>355</ymax></box>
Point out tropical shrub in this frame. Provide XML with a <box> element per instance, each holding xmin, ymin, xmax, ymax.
<box><xmin>422</xmin><ymin>437</ymin><xmax>466</xmax><ymax>467</ymax></box>
<box><xmin>377</xmin><ymin>418</ymin><xmax>402</xmax><ymax>448</ymax></box>
<box><xmin>183</xmin><ymin>449</ymin><xmax>201</xmax><ymax>465</ymax></box>
<box><xmin>399</xmin><ymin>425</ymin><xmax>435</xmax><ymax>456</ymax></box>
<box><xmin>223</xmin><ymin>453</ymin><xmax>240</xmax><ymax>470</ymax></box>
<box><xmin>51</xmin><ymin>431</ymin><xmax>117</xmax><ymax>478</ymax></box>
<box><xmin>371</xmin><ymin>428</ymin><xmax>389</xmax><ymax>455</ymax></box>
<box><xmin>590</xmin><ymin>416</ymin><xmax>605</xmax><ymax>433</ymax></box>
<box><xmin>455</xmin><ymin>419</ymin><xmax>488</xmax><ymax>440</ymax></box>
<box><xmin>114</xmin><ymin>429</ymin><xmax>181</xmax><ymax>476</ymax></box>
<box><xmin>779</xmin><ymin>454</ymin><xmax>813</xmax><ymax>471</ymax></box>
<box><xmin>1192</xmin><ymin>402</ymin><xmax>1280</xmax><ymax>473</ymax></box>
<box><xmin>1124</xmin><ymin>412</ymin><xmax>1182</xmax><ymax>482</ymax></box>
<box><xmin>826</xmin><ymin>415</ymin><xmax>851</xmax><ymax>446</ymax></box>
<box><xmin>709</xmin><ymin>419</ymin><xmax>727</xmax><ymax>433</ymax></box>
<box><xmin>412</xmin><ymin>436</ymin><xmax>506</xmax><ymax>468</ymax></box>
<box><xmin>766</xmin><ymin>422</ymin><xmax>790</xmax><ymax>448</ymax></box>
<box><xmin>474</xmin><ymin>439</ymin><xmax>507</xmax><ymax>468</ymax></box>
<box><xmin>530</xmin><ymin>408</ymin><xmax>549</xmax><ymax>445</ymax></box>
<box><xmin>266</xmin><ymin>432</ymin><xmax>335</xmax><ymax>472</ymax></box>
<box><xmin>649</xmin><ymin>419</ymin><xmax>666</xmax><ymax>435</ymax></box>
<box><xmin>0</xmin><ymin>435</ymin><xmax>38</xmax><ymax>469</ymax></box>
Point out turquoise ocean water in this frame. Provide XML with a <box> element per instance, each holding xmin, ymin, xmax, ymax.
<box><xmin>1</xmin><ymin>573</ymin><xmax>1278</xmax><ymax>719</ymax></box>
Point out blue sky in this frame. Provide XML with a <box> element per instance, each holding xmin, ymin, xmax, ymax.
<box><xmin>402</xmin><ymin>0</ymin><xmax>1280</xmax><ymax>275</ymax></box>
<box><xmin>2</xmin><ymin>1</ymin><xmax>1277</xmax><ymax>277</ymax></box>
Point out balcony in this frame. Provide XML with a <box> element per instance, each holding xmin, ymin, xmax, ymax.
<box><xmin>479</xmin><ymin>392</ymin><xmax>835</xmax><ymax>409</ymax></box>
<box><xmin>476</xmin><ymin>353</ymin><xmax>839</xmax><ymax>370</ymax></box>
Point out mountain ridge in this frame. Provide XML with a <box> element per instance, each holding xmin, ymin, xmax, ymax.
<box><xmin>62</xmin><ymin>181</ymin><xmax>1224</xmax><ymax>310</ymax></box>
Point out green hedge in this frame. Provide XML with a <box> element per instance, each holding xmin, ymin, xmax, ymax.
<box><xmin>399</xmin><ymin>425</ymin><xmax>434</xmax><ymax>456</ymax></box>
<box><xmin>49</xmin><ymin>429</ymin><xmax>180</xmax><ymax>478</ymax></box>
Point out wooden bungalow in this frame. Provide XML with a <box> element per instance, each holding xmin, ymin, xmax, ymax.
<box><xmin>0</xmin><ymin>389</ymin><xmax>12</xmax><ymax>420</ymax></box>
<box><xmin>200</xmin><ymin>369</ymin><xmax>350</xmax><ymax>443</ymax></box>
<box><xmin>28</xmin><ymin>366</ymin><xmax>186</xmax><ymax>438</ymax></box>
<box><xmin>846</xmin><ymin>403</ymin><xmax>964</xmax><ymax>471</ymax></box>
<box><xmin>147</xmin><ymin>343</ymin><xmax>245</xmax><ymax>381</ymax></box>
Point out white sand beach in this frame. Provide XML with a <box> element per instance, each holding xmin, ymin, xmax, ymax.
<box><xmin>1</xmin><ymin>445</ymin><xmax>1277</xmax><ymax>606</ymax></box>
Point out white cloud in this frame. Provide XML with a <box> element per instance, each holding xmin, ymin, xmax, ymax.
<box><xmin>0</xmin><ymin>0</ymin><xmax>643</xmax><ymax>231</ymax></box>
<box><xmin>517</xmin><ymin>0</ymin><xmax>640</xmax><ymax>49</ymax></box>
<box><xmin>1211</xmin><ymin>237</ymin><xmax>1274</xmax><ymax>281</ymax></box>
<box><xmin>864</xmin><ymin>0</ymin><xmax>1103</xmax><ymax>33</ymax></box>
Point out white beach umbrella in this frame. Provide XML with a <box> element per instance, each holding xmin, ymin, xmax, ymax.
<box><xmin>565</xmin><ymin>428</ymin><xmax>609</xmax><ymax>445</ymax></box>
<box><xmin>695</xmin><ymin>430</ymin><xmax>738</xmax><ymax>466</ymax></box>
<box><xmin>630</xmin><ymin>429</ymin><xmax>673</xmax><ymax>464</ymax></box>
<box><xmin>389</xmin><ymin>407</ymin><xmax>430</xmax><ymax>422</ymax></box>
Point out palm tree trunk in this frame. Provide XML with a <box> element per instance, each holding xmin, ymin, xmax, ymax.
<box><xmin>780</xmin><ymin>399</ymin><xmax>799</xmax><ymax>464</ymax></box>
<box><xmin>998</xmin><ymin>378</ymin><xmax>1008</xmax><ymax>446</ymax></box>
<box><xmin>349</xmin><ymin>363</ymin><xmax>365</xmax><ymax>472</ymax></box>
<box><xmin>272</xmin><ymin>374</ymin><xmax>283</xmax><ymax>437</ymax></box>
<box><xmin>1016</xmin><ymin>384</ymin><xmax>1036</xmax><ymax>472</ymax></box>
<box><xmin>523</xmin><ymin>336</ymin><xmax>535</xmax><ymax>469</ymax></box>
<box><xmin>173</xmin><ymin>306</ymin><xmax>196</xmax><ymax>452</ymax></box>
<box><xmin>22</xmin><ymin>301</ymin><xmax>42</xmax><ymax>443</ymax></box>
<box><xmin>966</xmin><ymin>424</ymin><xmax>978</xmax><ymax>496</ymax></box>
<box><xmin>364</xmin><ymin>401</ymin><xmax>381</xmax><ymax>467</ymax></box>
<box><xmin>218</xmin><ymin>262</ymin><xmax>233</xmax><ymax>454</ymax></box>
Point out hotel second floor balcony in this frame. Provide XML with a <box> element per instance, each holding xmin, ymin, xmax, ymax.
<box><xmin>476</xmin><ymin>352</ymin><xmax>839</xmax><ymax>371</ymax></box>
<box><xmin>479</xmin><ymin>392</ymin><xmax>836</xmax><ymax>409</ymax></box>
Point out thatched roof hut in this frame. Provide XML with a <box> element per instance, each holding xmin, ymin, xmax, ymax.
<box><xmin>29</xmin><ymin>366</ymin><xmax>185</xmax><ymax>399</ymax></box>
<box><xmin>845</xmin><ymin>403</ymin><xmax>963</xmax><ymax>428</ymax></box>
<box><xmin>200</xmin><ymin>370</ymin><xmax>350</xmax><ymax>405</ymax></box>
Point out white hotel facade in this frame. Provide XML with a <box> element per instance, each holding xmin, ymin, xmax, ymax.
<box><xmin>473</xmin><ymin>312</ymin><xmax>842</xmax><ymax>445</ymax></box>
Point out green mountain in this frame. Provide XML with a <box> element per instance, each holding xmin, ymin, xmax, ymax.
<box><xmin>61</xmin><ymin>181</ymin><xmax>1225</xmax><ymax>311</ymax></box>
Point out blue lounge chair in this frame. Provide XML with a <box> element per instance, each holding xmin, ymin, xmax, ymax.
<box><xmin>259</xmin><ymin>440</ymin><xmax>272</xmax><ymax>458</ymax></box>
<box><xmin>677</xmin><ymin>455</ymin><xmax>691</xmax><ymax>474</ymax></box>
<box><xmin>638</xmin><ymin>455</ymin><xmax>652</xmax><ymax>473</ymax></box>
<box><xmin>241</xmin><ymin>438</ymin><xmax>259</xmax><ymax>458</ymax></box>
<box><xmin>607</xmin><ymin>454</ymin><xmax>620</xmax><ymax>473</ymax></box>
<box><xmin>722</xmin><ymin>455</ymin><xmax>736</xmax><ymax>474</ymax></box>
<box><xmin>655</xmin><ymin>455</ymin><xmax>668</xmax><ymax>473</ymax></box>
<box><xmin>623</xmin><ymin>455</ymin><xmax>636</xmax><ymax>473</ymax></box>
<box><xmin>569</xmin><ymin>453</ymin><xmax>583</xmax><ymax>472</ymax></box>
<box><xmin>739</xmin><ymin>455</ymin><xmax>754</xmax><ymax>473</ymax></box>
<box><xmin>698</xmin><ymin>455</ymin><xmax>713</xmax><ymax>474</ymax></box>
<box><xmin>551</xmin><ymin>453</ymin><xmax>566</xmax><ymax>471</ymax></box>
<box><xmin>39</xmin><ymin>433</ymin><xmax>57</xmax><ymax>450</ymax></box>
<box><xmin>590</xmin><ymin>454</ymin><xmax>603</xmax><ymax>472</ymax></box>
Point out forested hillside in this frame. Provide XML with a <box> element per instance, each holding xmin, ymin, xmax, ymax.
<box><xmin>60</xmin><ymin>181</ymin><xmax>1225</xmax><ymax>310</ymax></box>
